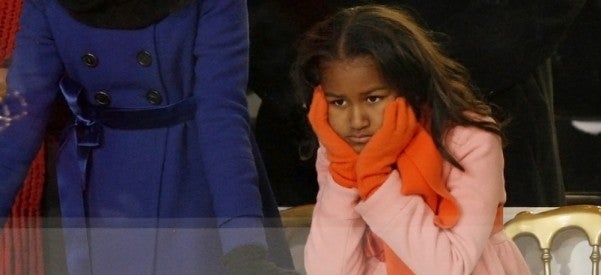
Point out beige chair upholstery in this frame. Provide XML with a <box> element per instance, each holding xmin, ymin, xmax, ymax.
<box><xmin>504</xmin><ymin>205</ymin><xmax>601</xmax><ymax>275</ymax></box>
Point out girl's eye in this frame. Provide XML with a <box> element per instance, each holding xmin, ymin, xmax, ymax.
<box><xmin>327</xmin><ymin>98</ymin><xmax>346</xmax><ymax>107</ymax></box>
<box><xmin>328</xmin><ymin>99</ymin><xmax>346</xmax><ymax>107</ymax></box>
<box><xmin>366</xmin><ymin>96</ymin><xmax>382</xmax><ymax>103</ymax></box>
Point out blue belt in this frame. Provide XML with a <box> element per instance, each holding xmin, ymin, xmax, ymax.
<box><xmin>59</xmin><ymin>76</ymin><xmax>197</xmax><ymax>148</ymax></box>
<box><xmin>58</xmin><ymin>75</ymin><xmax>197</xmax><ymax>184</ymax></box>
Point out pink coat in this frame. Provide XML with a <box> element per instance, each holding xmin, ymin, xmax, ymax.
<box><xmin>305</xmin><ymin>125</ymin><xmax>530</xmax><ymax>275</ymax></box>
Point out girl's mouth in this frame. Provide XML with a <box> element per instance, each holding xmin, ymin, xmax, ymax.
<box><xmin>347</xmin><ymin>135</ymin><xmax>371</xmax><ymax>144</ymax></box>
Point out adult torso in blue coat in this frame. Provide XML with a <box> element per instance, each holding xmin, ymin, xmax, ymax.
<box><xmin>0</xmin><ymin>0</ymin><xmax>291</xmax><ymax>274</ymax></box>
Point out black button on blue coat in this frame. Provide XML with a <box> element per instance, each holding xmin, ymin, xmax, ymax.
<box><xmin>81</xmin><ymin>53</ymin><xmax>98</xmax><ymax>67</ymax></box>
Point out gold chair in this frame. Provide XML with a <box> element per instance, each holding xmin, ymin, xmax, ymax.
<box><xmin>504</xmin><ymin>204</ymin><xmax>601</xmax><ymax>275</ymax></box>
<box><xmin>279</xmin><ymin>204</ymin><xmax>315</xmax><ymax>229</ymax></box>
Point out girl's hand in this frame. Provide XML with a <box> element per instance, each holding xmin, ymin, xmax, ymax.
<box><xmin>308</xmin><ymin>85</ymin><xmax>358</xmax><ymax>188</ymax></box>
<box><xmin>356</xmin><ymin>98</ymin><xmax>418</xmax><ymax>199</ymax></box>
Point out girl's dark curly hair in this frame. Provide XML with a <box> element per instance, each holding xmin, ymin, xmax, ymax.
<box><xmin>291</xmin><ymin>4</ymin><xmax>504</xmax><ymax>170</ymax></box>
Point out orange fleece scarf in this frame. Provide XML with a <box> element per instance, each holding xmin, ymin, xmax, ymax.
<box><xmin>307</xmin><ymin>86</ymin><xmax>460</xmax><ymax>274</ymax></box>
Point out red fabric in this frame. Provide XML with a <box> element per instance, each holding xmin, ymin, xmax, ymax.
<box><xmin>0</xmin><ymin>0</ymin><xmax>22</xmax><ymax>63</ymax></box>
<box><xmin>0</xmin><ymin>146</ymin><xmax>46</xmax><ymax>275</ymax></box>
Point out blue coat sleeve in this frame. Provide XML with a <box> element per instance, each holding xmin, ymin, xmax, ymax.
<box><xmin>0</xmin><ymin>0</ymin><xmax>62</xmax><ymax>219</ymax></box>
<box><xmin>192</xmin><ymin>0</ymin><xmax>268</xmax><ymax>253</ymax></box>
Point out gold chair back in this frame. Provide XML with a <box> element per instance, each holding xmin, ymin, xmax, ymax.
<box><xmin>279</xmin><ymin>204</ymin><xmax>315</xmax><ymax>228</ymax></box>
<box><xmin>504</xmin><ymin>205</ymin><xmax>601</xmax><ymax>275</ymax></box>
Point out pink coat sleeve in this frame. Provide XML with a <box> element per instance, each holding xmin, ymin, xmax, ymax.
<box><xmin>354</xmin><ymin>126</ymin><xmax>506</xmax><ymax>275</ymax></box>
<box><xmin>304</xmin><ymin>147</ymin><xmax>383</xmax><ymax>275</ymax></box>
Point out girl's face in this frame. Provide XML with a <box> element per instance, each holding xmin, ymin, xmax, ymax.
<box><xmin>320</xmin><ymin>56</ymin><xmax>398</xmax><ymax>153</ymax></box>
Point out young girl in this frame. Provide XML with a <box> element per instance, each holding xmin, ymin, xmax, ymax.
<box><xmin>293</xmin><ymin>5</ymin><xmax>530</xmax><ymax>275</ymax></box>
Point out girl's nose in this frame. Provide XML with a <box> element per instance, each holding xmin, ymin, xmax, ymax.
<box><xmin>349</xmin><ymin>106</ymin><xmax>369</xmax><ymax>130</ymax></box>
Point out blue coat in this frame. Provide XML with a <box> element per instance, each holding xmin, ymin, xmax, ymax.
<box><xmin>0</xmin><ymin>0</ymin><xmax>291</xmax><ymax>274</ymax></box>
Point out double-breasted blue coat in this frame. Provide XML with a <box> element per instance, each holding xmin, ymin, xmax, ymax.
<box><xmin>0</xmin><ymin>0</ymin><xmax>292</xmax><ymax>274</ymax></box>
